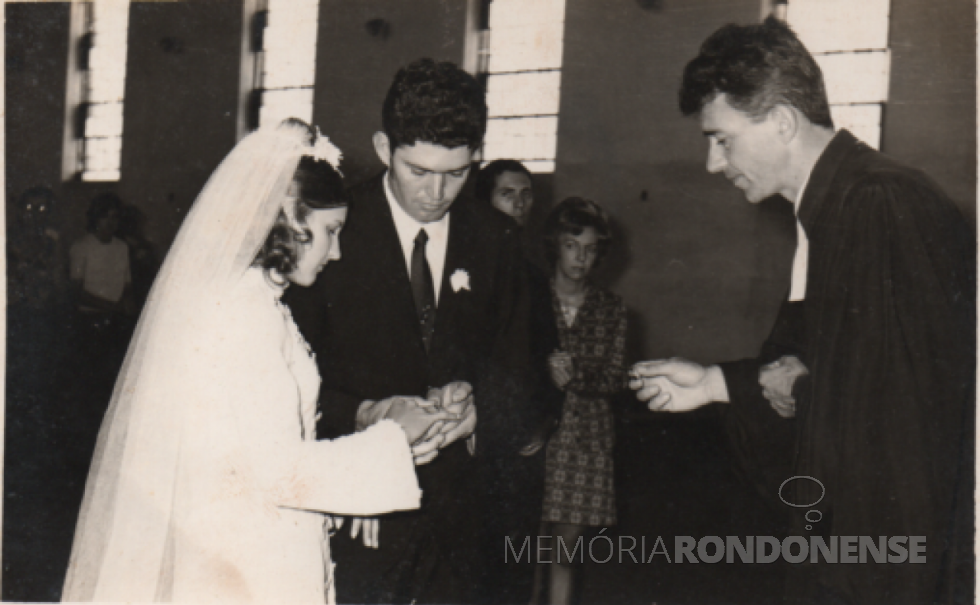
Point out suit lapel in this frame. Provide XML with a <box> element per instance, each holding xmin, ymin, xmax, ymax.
<box><xmin>431</xmin><ymin>200</ymin><xmax>477</xmax><ymax>357</ymax></box>
<box><xmin>358</xmin><ymin>176</ymin><xmax>428</xmax><ymax>352</ymax></box>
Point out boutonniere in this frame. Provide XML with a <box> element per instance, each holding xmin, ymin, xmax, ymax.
<box><xmin>450</xmin><ymin>269</ymin><xmax>471</xmax><ymax>293</ymax></box>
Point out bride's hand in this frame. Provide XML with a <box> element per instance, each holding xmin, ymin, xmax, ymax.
<box><xmin>385</xmin><ymin>397</ymin><xmax>452</xmax><ymax>444</ymax></box>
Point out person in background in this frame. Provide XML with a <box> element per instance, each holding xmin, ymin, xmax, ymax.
<box><xmin>475</xmin><ymin>160</ymin><xmax>563</xmax><ymax>449</ymax></box>
<box><xmin>66</xmin><ymin>192</ymin><xmax>137</xmax><ymax>484</ymax></box>
<box><xmin>475</xmin><ymin>159</ymin><xmax>535</xmax><ymax>227</ymax></box>
<box><xmin>475</xmin><ymin>160</ymin><xmax>563</xmax><ymax>603</ymax></box>
<box><xmin>70</xmin><ymin>193</ymin><xmax>134</xmax><ymax>318</ymax></box>
<box><xmin>9</xmin><ymin>186</ymin><xmax>66</xmax><ymax>313</ymax></box>
<box><xmin>8</xmin><ymin>186</ymin><xmax>71</xmax><ymax>386</ymax></box>
<box><xmin>6</xmin><ymin>186</ymin><xmax>72</xmax><ymax>576</ymax></box>
<box><xmin>630</xmin><ymin>17</ymin><xmax>974</xmax><ymax>605</ymax></box>
<box><xmin>475</xmin><ymin>160</ymin><xmax>562</xmax><ymax>449</ymax></box>
<box><xmin>538</xmin><ymin>197</ymin><xmax>627</xmax><ymax>605</ymax></box>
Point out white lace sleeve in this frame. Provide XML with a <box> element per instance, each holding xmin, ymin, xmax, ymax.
<box><xmin>198</xmin><ymin>295</ymin><xmax>422</xmax><ymax>516</ymax></box>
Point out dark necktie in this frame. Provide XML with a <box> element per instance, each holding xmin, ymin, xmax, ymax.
<box><xmin>411</xmin><ymin>229</ymin><xmax>436</xmax><ymax>352</ymax></box>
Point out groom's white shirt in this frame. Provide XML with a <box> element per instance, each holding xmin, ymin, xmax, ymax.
<box><xmin>384</xmin><ymin>171</ymin><xmax>450</xmax><ymax>304</ymax></box>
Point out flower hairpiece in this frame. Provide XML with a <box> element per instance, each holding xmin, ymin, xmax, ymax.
<box><xmin>307</xmin><ymin>126</ymin><xmax>343</xmax><ymax>173</ymax></box>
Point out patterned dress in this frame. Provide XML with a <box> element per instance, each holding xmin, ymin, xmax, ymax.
<box><xmin>542</xmin><ymin>282</ymin><xmax>627</xmax><ymax>527</ymax></box>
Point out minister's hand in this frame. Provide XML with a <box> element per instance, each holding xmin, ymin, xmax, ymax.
<box><xmin>629</xmin><ymin>358</ymin><xmax>729</xmax><ymax>411</ymax></box>
<box><xmin>759</xmin><ymin>355</ymin><xmax>808</xmax><ymax>418</ymax></box>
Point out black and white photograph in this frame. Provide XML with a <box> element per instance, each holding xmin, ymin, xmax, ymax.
<box><xmin>3</xmin><ymin>1</ymin><xmax>976</xmax><ymax>603</ymax></box>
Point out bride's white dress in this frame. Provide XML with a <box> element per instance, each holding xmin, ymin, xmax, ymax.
<box><xmin>172</xmin><ymin>268</ymin><xmax>421</xmax><ymax>602</ymax></box>
<box><xmin>63</xmin><ymin>268</ymin><xmax>421</xmax><ymax>603</ymax></box>
<box><xmin>61</xmin><ymin>121</ymin><xmax>403</xmax><ymax>604</ymax></box>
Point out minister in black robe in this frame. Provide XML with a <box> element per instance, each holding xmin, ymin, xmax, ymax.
<box><xmin>720</xmin><ymin>129</ymin><xmax>975</xmax><ymax>604</ymax></box>
<box><xmin>631</xmin><ymin>17</ymin><xmax>975</xmax><ymax>605</ymax></box>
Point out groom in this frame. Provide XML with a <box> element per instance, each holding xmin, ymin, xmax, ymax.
<box><xmin>286</xmin><ymin>59</ymin><xmax>534</xmax><ymax>604</ymax></box>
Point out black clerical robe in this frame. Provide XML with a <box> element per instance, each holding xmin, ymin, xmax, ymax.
<box><xmin>720</xmin><ymin>130</ymin><xmax>975</xmax><ymax>605</ymax></box>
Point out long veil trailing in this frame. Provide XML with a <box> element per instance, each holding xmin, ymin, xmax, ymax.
<box><xmin>62</xmin><ymin>121</ymin><xmax>314</xmax><ymax>601</ymax></box>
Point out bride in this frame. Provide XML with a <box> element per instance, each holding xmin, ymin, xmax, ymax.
<box><xmin>61</xmin><ymin>119</ymin><xmax>451</xmax><ymax>603</ymax></box>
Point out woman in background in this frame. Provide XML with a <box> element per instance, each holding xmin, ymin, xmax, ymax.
<box><xmin>538</xmin><ymin>197</ymin><xmax>627</xmax><ymax>605</ymax></box>
<box><xmin>62</xmin><ymin>119</ymin><xmax>450</xmax><ymax>604</ymax></box>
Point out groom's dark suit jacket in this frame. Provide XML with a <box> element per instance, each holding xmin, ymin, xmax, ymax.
<box><xmin>285</xmin><ymin>173</ymin><xmax>533</xmax><ymax>603</ymax></box>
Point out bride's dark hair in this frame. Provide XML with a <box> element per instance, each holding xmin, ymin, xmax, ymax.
<box><xmin>253</xmin><ymin>124</ymin><xmax>349</xmax><ymax>280</ymax></box>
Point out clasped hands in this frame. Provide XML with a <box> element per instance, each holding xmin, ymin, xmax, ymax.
<box><xmin>628</xmin><ymin>355</ymin><xmax>807</xmax><ymax>418</ymax></box>
<box><xmin>759</xmin><ymin>355</ymin><xmax>808</xmax><ymax>418</ymax></box>
<box><xmin>355</xmin><ymin>381</ymin><xmax>476</xmax><ymax>466</ymax></box>
<box><xmin>347</xmin><ymin>382</ymin><xmax>476</xmax><ymax>549</ymax></box>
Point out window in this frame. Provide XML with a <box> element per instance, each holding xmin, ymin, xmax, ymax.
<box><xmin>785</xmin><ymin>0</ymin><xmax>891</xmax><ymax>149</ymax></box>
<box><xmin>63</xmin><ymin>0</ymin><xmax>131</xmax><ymax>182</ymax></box>
<box><xmin>478</xmin><ymin>0</ymin><xmax>567</xmax><ymax>173</ymax></box>
<box><xmin>240</xmin><ymin>0</ymin><xmax>320</xmax><ymax>136</ymax></box>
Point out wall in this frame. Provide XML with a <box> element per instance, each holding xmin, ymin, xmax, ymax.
<box><xmin>554</xmin><ymin>0</ymin><xmax>795</xmax><ymax>364</ymax></box>
<box><xmin>884</xmin><ymin>0</ymin><xmax>976</xmax><ymax>223</ymax></box>
<box><xmin>118</xmin><ymin>1</ymin><xmax>242</xmax><ymax>253</ymax></box>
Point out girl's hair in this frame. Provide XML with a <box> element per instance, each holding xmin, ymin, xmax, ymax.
<box><xmin>542</xmin><ymin>197</ymin><xmax>613</xmax><ymax>268</ymax></box>
<box><xmin>253</xmin><ymin>128</ymin><xmax>349</xmax><ymax>280</ymax></box>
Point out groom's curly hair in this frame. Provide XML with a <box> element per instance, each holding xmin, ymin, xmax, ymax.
<box><xmin>254</xmin><ymin>133</ymin><xmax>349</xmax><ymax>281</ymax></box>
<box><xmin>382</xmin><ymin>58</ymin><xmax>487</xmax><ymax>151</ymax></box>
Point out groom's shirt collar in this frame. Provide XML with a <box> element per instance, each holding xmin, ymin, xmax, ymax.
<box><xmin>384</xmin><ymin>171</ymin><xmax>450</xmax><ymax>303</ymax></box>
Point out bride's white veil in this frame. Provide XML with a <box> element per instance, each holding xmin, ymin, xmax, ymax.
<box><xmin>62</xmin><ymin>120</ymin><xmax>334</xmax><ymax>601</ymax></box>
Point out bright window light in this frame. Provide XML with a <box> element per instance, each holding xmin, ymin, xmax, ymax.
<box><xmin>481</xmin><ymin>0</ymin><xmax>567</xmax><ymax>173</ymax></box>
<box><xmin>787</xmin><ymin>0</ymin><xmax>891</xmax><ymax>149</ymax></box>
<box><xmin>74</xmin><ymin>0</ymin><xmax>131</xmax><ymax>182</ymax></box>
<box><xmin>255</xmin><ymin>0</ymin><xmax>320</xmax><ymax>129</ymax></box>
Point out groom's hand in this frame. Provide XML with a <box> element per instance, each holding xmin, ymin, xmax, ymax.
<box><xmin>444</xmin><ymin>403</ymin><xmax>477</xmax><ymax>450</ymax></box>
<box><xmin>356</xmin><ymin>396</ymin><xmax>448</xmax><ymax>435</ymax></box>
<box><xmin>384</xmin><ymin>397</ymin><xmax>452</xmax><ymax>444</ymax></box>
<box><xmin>411</xmin><ymin>419</ymin><xmax>447</xmax><ymax>465</ymax></box>
<box><xmin>428</xmin><ymin>382</ymin><xmax>476</xmax><ymax>450</ymax></box>
<box><xmin>428</xmin><ymin>381</ymin><xmax>473</xmax><ymax>416</ymax></box>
